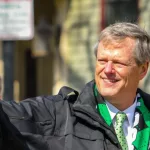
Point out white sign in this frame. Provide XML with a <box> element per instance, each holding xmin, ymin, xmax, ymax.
<box><xmin>0</xmin><ymin>0</ymin><xmax>34</xmax><ymax>40</ymax></box>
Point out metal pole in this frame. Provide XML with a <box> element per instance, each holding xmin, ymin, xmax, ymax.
<box><xmin>3</xmin><ymin>41</ymin><xmax>14</xmax><ymax>101</ymax></box>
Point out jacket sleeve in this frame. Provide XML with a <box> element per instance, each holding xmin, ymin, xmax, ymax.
<box><xmin>0</xmin><ymin>95</ymin><xmax>57</xmax><ymax>150</ymax></box>
<box><xmin>1</xmin><ymin>86</ymin><xmax>78</xmax><ymax>134</ymax></box>
<box><xmin>0</xmin><ymin>86</ymin><xmax>78</xmax><ymax>150</ymax></box>
<box><xmin>1</xmin><ymin>95</ymin><xmax>56</xmax><ymax>135</ymax></box>
<box><xmin>0</xmin><ymin>103</ymin><xmax>29</xmax><ymax>150</ymax></box>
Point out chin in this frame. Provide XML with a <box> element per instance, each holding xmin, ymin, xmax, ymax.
<box><xmin>99</xmin><ymin>88</ymin><xmax>119</xmax><ymax>98</ymax></box>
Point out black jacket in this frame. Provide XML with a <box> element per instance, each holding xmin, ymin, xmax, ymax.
<box><xmin>1</xmin><ymin>80</ymin><xmax>150</xmax><ymax>150</ymax></box>
<box><xmin>0</xmin><ymin>104</ymin><xmax>28</xmax><ymax>150</ymax></box>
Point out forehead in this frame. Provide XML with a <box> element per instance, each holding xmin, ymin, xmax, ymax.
<box><xmin>98</xmin><ymin>37</ymin><xmax>136</xmax><ymax>54</ymax></box>
<box><xmin>97</xmin><ymin>38</ymin><xmax>136</xmax><ymax>62</ymax></box>
<box><xmin>99</xmin><ymin>37</ymin><xmax>135</xmax><ymax>49</ymax></box>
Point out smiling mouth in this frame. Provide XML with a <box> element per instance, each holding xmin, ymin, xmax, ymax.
<box><xmin>103</xmin><ymin>78</ymin><xmax>119</xmax><ymax>83</ymax></box>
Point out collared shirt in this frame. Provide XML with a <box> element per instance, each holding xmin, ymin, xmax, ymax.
<box><xmin>105</xmin><ymin>97</ymin><xmax>137</xmax><ymax>150</ymax></box>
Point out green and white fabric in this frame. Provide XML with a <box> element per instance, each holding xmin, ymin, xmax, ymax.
<box><xmin>94</xmin><ymin>84</ymin><xmax>150</xmax><ymax>150</ymax></box>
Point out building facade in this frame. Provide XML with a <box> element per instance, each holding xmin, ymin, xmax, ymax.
<box><xmin>0</xmin><ymin>0</ymin><xmax>149</xmax><ymax>101</ymax></box>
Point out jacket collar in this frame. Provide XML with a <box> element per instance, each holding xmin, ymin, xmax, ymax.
<box><xmin>72</xmin><ymin>80</ymin><xmax>118</xmax><ymax>143</ymax></box>
<box><xmin>73</xmin><ymin>80</ymin><xmax>150</xmax><ymax>112</ymax></box>
<box><xmin>137</xmin><ymin>88</ymin><xmax>150</xmax><ymax>110</ymax></box>
<box><xmin>72</xmin><ymin>80</ymin><xmax>100</xmax><ymax>125</ymax></box>
<box><xmin>72</xmin><ymin>80</ymin><xmax>150</xmax><ymax>145</ymax></box>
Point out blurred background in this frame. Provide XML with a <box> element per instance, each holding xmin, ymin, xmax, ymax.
<box><xmin>0</xmin><ymin>0</ymin><xmax>149</xmax><ymax>101</ymax></box>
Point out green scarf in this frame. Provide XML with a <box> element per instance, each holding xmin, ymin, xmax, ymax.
<box><xmin>94</xmin><ymin>85</ymin><xmax>150</xmax><ymax>150</ymax></box>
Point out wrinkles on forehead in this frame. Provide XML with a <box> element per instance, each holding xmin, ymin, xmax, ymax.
<box><xmin>100</xmin><ymin>37</ymin><xmax>135</xmax><ymax>49</ymax></box>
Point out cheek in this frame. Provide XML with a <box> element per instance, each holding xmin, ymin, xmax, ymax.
<box><xmin>95</xmin><ymin>65</ymin><xmax>102</xmax><ymax>83</ymax></box>
<box><xmin>129</xmin><ymin>69</ymin><xmax>140</xmax><ymax>81</ymax></box>
<box><xmin>116</xmin><ymin>67</ymin><xmax>130</xmax><ymax>78</ymax></box>
<box><xmin>95</xmin><ymin>64</ymin><xmax>103</xmax><ymax>75</ymax></box>
<box><xmin>120</xmin><ymin>68</ymin><xmax>139</xmax><ymax>84</ymax></box>
<box><xmin>95</xmin><ymin>68</ymin><xmax>99</xmax><ymax>76</ymax></box>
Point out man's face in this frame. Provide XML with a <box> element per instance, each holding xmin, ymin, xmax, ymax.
<box><xmin>95</xmin><ymin>38</ymin><xmax>148</xmax><ymax>101</ymax></box>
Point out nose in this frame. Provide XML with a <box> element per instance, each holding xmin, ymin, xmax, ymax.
<box><xmin>104</xmin><ymin>61</ymin><xmax>114</xmax><ymax>74</ymax></box>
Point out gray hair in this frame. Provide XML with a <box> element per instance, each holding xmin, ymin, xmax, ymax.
<box><xmin>94</xmin><ymin>22</ymin><xmax>150</xmax><ymax>65</ymax></box>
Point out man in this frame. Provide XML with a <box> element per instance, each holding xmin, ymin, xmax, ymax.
<box><xmin>1</xmin><ymin>22</ymin><xmax>150</xmax><ymax>150</ymax></box>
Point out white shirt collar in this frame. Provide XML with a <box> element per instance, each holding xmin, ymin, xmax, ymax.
<box><xmin>105</xmin><ymin>95</ymin><xmax>138</xmax><ymax>127</ymax></box>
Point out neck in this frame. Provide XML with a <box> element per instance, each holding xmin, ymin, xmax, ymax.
<box><xmin>105</xmin><ymin>93</ymin><xmax>137</xmax><ymax>111</ymax></box>
<box><xmin>111</xmin><ymin>102</ymin><xmax>134</xmax><ymax>111</ymax></box>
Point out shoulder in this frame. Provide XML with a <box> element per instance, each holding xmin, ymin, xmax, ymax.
<box><xmin>0</xmin><ymin>86</ymin><xmax>78</xmax><ymax>138</ymax></box>
<box><xmin>0</xmin><ymin>86</ymin><xmax>79</xmax><ymax>119</ymax></box>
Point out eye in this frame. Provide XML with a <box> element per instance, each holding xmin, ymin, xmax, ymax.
<box><xmin>98</xmin><ymin>59</ymin><xmax>107</xmax><ymax>65</ymax></box>
<box><xmin>114</xmin><ymin>62</ymin><xmax>127</xmax><ymax>67</ymax></box>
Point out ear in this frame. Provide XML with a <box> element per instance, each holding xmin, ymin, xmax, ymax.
<box><xmin>139</xmin><ymin>62</ymin><xmax>149</xmax><ymax>80</ymax></box>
